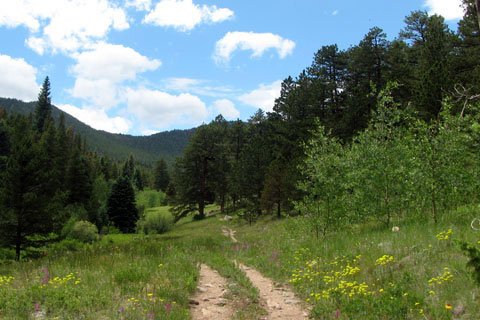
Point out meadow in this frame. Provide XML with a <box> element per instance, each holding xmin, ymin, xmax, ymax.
<box><xmin>0</xmin><ymin>202</ymin><xmax>479</xmax><ymax>319</ymax></box>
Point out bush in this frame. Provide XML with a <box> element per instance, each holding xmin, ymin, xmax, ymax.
<box><xmin>136</xmin><ymin>211</ymin><xmax>172</xmax><ymax>235</ymax></box>
<box><xmin>101</xmin><ymin>225</ymin><xmax>121</xmax><ymax>235</ymax></box>
<box><xmin>69</xmin><ymin>221</ymin><xmax>99</xmax><ymax>243</ymax></box>
<box><xmin>49</xmin><ymin>239</ymin><xmax>84</xmax><ymax>253</ymax></box>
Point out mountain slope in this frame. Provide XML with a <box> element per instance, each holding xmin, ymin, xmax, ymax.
<box><xmin>0</xmin><ymin>98</ymin><xmax>194</xmax><ymax>165</ymax></box>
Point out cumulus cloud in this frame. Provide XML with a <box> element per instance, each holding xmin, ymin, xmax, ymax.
<box><xmin>126</xmin><ymin>0</ymin><xmax>152</xmax><ymax>11</ymax></box>
<box><xmin>214</xmin><ymin>32</ymin><xmax>295</xmax><ymax>64</ymax></box>
<box><xmin>0</xmin><ymin>0</ymin><xmax>129</xmax><ymax>54</ymax></box>
<box><xmin>211</xmin><ymin>99</ymin><xmax>239</xmax><ymax>120</ymax></box>
<box><xmin>238</xmin><ymin>80</ymin><xmax>282</xmax><ymax>113</ymax></box>
<box><xmin>126</xmin><ymin>88</ymin><xmax>208</xmax><ymax>130</ymax></box>
<box><xmin>424</xmin><ymin>0</ymin><xmax>464</xmax><ymax>20</ymax></box>
<box><xmin>0</xmin><ymin>54</ymin><xmax>39</xmax><ymax>101</ymax></box>
<box><xmin>144</xmin><ymin>0</ymin><xmax>234</xmax><ymax>31</ymax></box>
<box><xmin>70</xmin><ymin>43</ymin><xmax>161</xmax><ymax>108</ymax></box>
<box><xmin>57</xmin><ymin>104</ymin><xmax>132</xmax><ymax>133</ymax></box>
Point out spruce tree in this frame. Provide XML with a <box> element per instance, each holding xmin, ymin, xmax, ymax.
<box><xmin>153</xmin><ymin>158</ymin><xmax>170</xmax><ymax>191</ymax></box>
<box><xmin>106</xmin><ymin>176</ymin><xmax>138</xmax><ymax>233</ymax></box>
<box><xmin>34</xmin><ymin>76</ymin><xmax>52</xmax><ymax>133</ymax></box>
<box><xmin>0</xmin><ymin>115</ymin><xmax>51</xmax><ymax>260</ymax></box>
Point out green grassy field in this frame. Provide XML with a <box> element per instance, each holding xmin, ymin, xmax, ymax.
<box><xmin>0</xmin><ymin>204</ymin><xmax>479</xmax><ymax>319</ymax></box>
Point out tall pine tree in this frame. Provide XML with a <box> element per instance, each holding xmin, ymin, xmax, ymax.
<box><xmin>34</xmin><ymin>77</ymin><xmax>52</xmax><ymax>133</ymax></box>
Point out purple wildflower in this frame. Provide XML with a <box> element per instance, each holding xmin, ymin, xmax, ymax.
<box><xmin>120</xmin><ymin>306</ymin><xmax>125</xmax><ymax>313</ymax></box>
<box><xmin>165</xmin><ymin>303</ymin><xmax>171</xmax><ymax>312</ymax></box>
<box><xmin>41</xmin><ymin>268</ymin><xmax>49</xmax><ymax>285</ymax></box>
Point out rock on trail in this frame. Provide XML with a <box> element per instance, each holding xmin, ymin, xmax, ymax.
<box><xmin>190</xmin><ymin>264</ymin><xmax>233</xmax><ymax>320</ymax></box>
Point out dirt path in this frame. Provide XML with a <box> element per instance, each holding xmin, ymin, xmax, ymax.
<box><xmin>190</xmin><ymin>264</ymin><xmax>233</xmax><ymax>320</ymax></box>
<box><xmin>222</xmin><ymin>225</ymin><xmax>309</xmax><ymax>319</ymax></box>
<box><xmin>222</xmin><ymin>226</ymin><xmax>238</xmax><ymax>243</ymax></box>
<box><xmin>236</xmin><ymin>262</ymin><xmax>309</xmax><ymax>320</ymax></box>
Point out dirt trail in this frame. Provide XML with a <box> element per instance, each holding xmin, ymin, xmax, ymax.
<box><xmin>222</xmin><ymin>226</ymin><xmax>238</xmax><ymax>243</ymax></box>
<box><xmin>190</xmin><ymin>264</ymin><xmax>233</xmax><ymax>320</ymax></box>
<box><xmin>236</xmin><ymin>262</ymin><xmax>309</xmax><ymax>320</ymax></box>
<box><xmin>223</xmin><ymin>225</ymin><xmax>309</xmax><ymax>319</ymax></box>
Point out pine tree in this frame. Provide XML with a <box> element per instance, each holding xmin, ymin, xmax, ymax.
<box><xmin>106</xmin><ymin>176</ymin><xmax>138</xmax><ymax>233</ymax></box>
<box><xmin>153</xmin><ymin>158</ymin><xmax>170</xmax><ymax>191</ymax></box>
<box><xmin>34</xmin><ymin>77</ymin><xmax>52</xmax><ymax>133</ymax></box>
<box><xmin>133</xmin><ymin>168</ymin><xmax>144</xmax><ymax>191</ymax></box>
<box><xmin>122</xmin><ymin>154</ymin><xmax>135</xmax><ymax>180</ymax></box>
<box><xmin>0</xmin><ymin>115</ymin><xmax>51</xmax><ymax>260</ymax></box>
<box><xmin>66</xmin><ymin>146</ymin><xmax>92</xmax><ymax>206</ymax></box>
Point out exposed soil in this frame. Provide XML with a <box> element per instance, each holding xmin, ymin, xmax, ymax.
<box><xmin>190</xmin><ymin>264</ymin><xmax>233</xmax><ymax>320</ymax></box>
<box><xmin>236</xmin><ymin>262</ymin><xmax>309</xmax><ymax>320</ymax></box>
<box><xmin>222</xmin><ymin>226</ymin><xmax>238</xmax><ymax>243</ymax></box>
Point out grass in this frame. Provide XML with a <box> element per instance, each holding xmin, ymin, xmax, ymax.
<box><xmin>0</xmin><ymin>205</ymin><xmax>261</xmax><ymax>319</ymax></box>
<box><xmin>222</xmin><ymin>206</ymin><xmax>480</xmax><ymax>319</ymax></box>
<box><xmin>0</xmin><ymin>203</ymin><xmax>479</xmax><ymax>319</ymax></box>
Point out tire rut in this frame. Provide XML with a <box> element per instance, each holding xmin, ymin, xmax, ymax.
<box><xmin>190</xmin><ymin>264</ymin><xmax>233</xmax><ymax>320</ymax></box>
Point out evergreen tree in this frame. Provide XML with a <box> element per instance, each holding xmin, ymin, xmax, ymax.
<box><xmin>153</xmin><ymin>158</ymin><xmax>170</xmax><ymax>191</ymax></box>
<box><xmin>34</xmin><ymin>76</ymin><xmax>52</xmax><ymax>133</ymax></box>
<box><xmin>106</xmin><ymin>176</ymin><xmax>138</xmax><ymax>233</ymax></box>
<box><xmin>56</xmin><ymin>113</ymin><xmax>69</xmax><ymax>189</ymax></box>
<box><xmin>0</xmin><ymin>117</ymin><xmax>9</xmax><ymax>172</ymax></box>
<box><xmin>454</xmin><ymin>0</ymin><xmax>480</xmax><ymax>93</ymax></box>
<box><xmin>133</xmin><ymin>168</ymin><xmax>144</xmax><ymax>191</ymax></box>
<box><xmin>122</xmin><ymin>154</ymin><xmax>135</xmax><ymax>180</ymax></box>
<box><xmin>0</xmin><ymin>115</ymin><xmax>51</xmax><ymax>260</ymax></box>
<box><xmin>66</xmin><ymin>146</ymin><xmax>92</xmax><ymax>206</ymax></box>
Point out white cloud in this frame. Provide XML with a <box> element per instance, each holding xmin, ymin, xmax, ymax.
<box><xmin>144</xmin><ymin>0</ymin><xmax>234</xmax><ymax>32</ymax></box>
<box><xmin>238</xmin><ymin>80</ymin><xmax>282</xmax><ymax>113</ymax></box>
<box><xmin>126</xmin><ymin>0</ymin><xmax>152</xmax><ymax>11</ymax></box>
<box><xmin>212</xmin><ymin>99</ymin><xmax>239</xmax><ymax>120</ymax></box>
<box><xmin>0</xmin><ymin>0</ymin><xmax>129</xmax><ymax>54</ymax></box>
<box><xmin>214</xmin><ymin>32</ymin><xmax>295</xmax><ymax>64</ymax></box>
<box><xmin>424</xmin><ymin>0</ymin><xmax>464</xmax><ymax>20</ymax></box>
<box><xmin>70</xmin><ymin>43</ymin><xmax>161</xmax><ymax>108</ymax></box>
<box><xmin>162</xmin><ymin>77</ymin><xmax>239</xmax><ymax>97</ymax></box>
<box><xmin>0</xmin><ymin>55</ymin><xmax>39</xmax><ymax>101</ymax></box>
<box><xmin>126</xmin><ymin>88</ymin><xmax>208</xmax><ymax>130</ymax></box>
<box><xmin>57</xmin><ymin>104</ymin><xmax>132</xmax><ymax>133</ymax></box>
<box><xmin>332</xmin><ymin>10</ymin><xmax>339</xmax><ymax>16</ymax></box>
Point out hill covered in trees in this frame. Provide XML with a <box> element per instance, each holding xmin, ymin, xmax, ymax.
<box><xmin>0</xmin><ymin>97</ymin><xmax>194</xmax><ymax>165</ymax></box>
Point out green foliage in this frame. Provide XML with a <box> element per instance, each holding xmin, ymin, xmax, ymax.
<box><xmin>106</xmin><ymin>176</ymin><xmax>138</xmax><ymax>233</ymax></box>
<box><xmin>0</xmin><ymin>114</ymin><xmax>52</xmax><ymax>260</ymax></box>
<box><xmin>68</xmin><ymin>221</ymin><xmax>99</xmax><ymax>243</ymax></box>
<box><xmin>136</xmin><ymin>188</ymin><xmax>165</xmax><ymax>209</ymax></box>
<box><xmin>136</xmin><ymin>209</ymin><xmax>173</xmax><ymax>235</ymax></box>
<box><xmin>458</xmin><ymin>239</ymin><xmax>480</xmax><ymax>285</ymax></box>
<box><xmin>153</xmin><ymin>158</ymin><xmax>170</xmax><ymax>191</ymax></box>
<box><xmin>295</xmin><ymin>125</ymin><xmax>347</xmax><ymax>238</ymax></box>
<box><xmin>34</xmin><ymin>76</ymin><xmax>52</xmax><ymax>133</ymax></box>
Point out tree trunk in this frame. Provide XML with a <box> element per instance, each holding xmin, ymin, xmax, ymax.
<box><xmin>220</xmin><ymin>194</ymin><xmax>225</xmax><ymax>214</ymax></box>
<box><xmin>198</xmin><ymin>201</ymin><xmax>205</xmax><ymax>219</ymax></box>
<box><xmin>15</xmin><ymin>221</ymin><xmax>21</xmax><ymax>261</ymax></box>
<box><xmin>277</xmin><ymin>200</ymin><xmax>281</xmax><ymax>218</ymax></box>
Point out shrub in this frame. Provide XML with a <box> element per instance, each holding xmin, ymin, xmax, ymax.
<box><xmin>101</xmin><ymin>225</ymin><xmax>121</xmax><ymax>235</ymax></box>
<box><xmin>49</xmin><ymin>239</ymin><xmax>84</xmax><ymax>253</ymax></box>
<box><xmin>136</xmin><ymin>211</ymin><xmax>172</xmax><ymax>235</ymax></box>
<box><xmin>69</xmin><ymin>221</ymin><xmax>99</xmax><ymax>243</ymax></box>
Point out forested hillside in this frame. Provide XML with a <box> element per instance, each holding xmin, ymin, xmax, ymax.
<box><xmin>0</xmin><ymin>98</ymin><xmax>194</xmax><ymax>165</ymax></box>
<box><xmin>166</xmin><ymin>3</ymin><xmax>480</xmax><ymax>224</ymax></box>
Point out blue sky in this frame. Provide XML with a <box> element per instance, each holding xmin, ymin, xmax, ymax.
<box><xmin>0</xmin><ymin>0</ymin><xmax>464</xmax><ymax>135</ymax></box>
